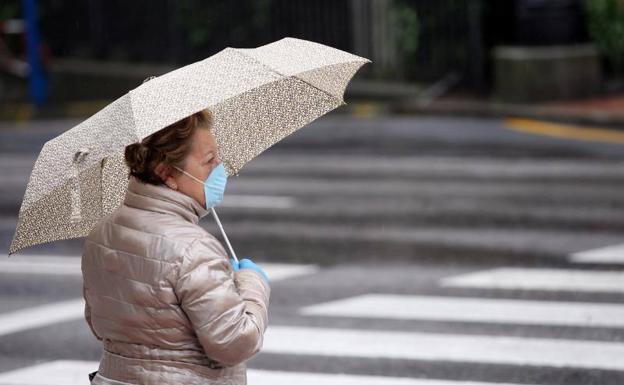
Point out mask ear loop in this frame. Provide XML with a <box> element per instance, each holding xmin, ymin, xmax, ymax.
<box><xmin>172</xmin><ymin>165</ymin><xmax>203</xmax><ymax>184</ymax></box>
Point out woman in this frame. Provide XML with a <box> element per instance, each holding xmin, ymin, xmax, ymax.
<box><xmin>81</xmin><ymin>108</ymin><xmax>271</xmax><ymax>385</ymax></box>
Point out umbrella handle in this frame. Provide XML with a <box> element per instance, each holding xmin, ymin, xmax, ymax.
<box><xmin>210</xmin><ymin>206</ymin><xmax>238</xmax><ymax>263</ymax></box>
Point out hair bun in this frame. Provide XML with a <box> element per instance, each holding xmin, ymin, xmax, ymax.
<box><xmin>124</xmin><ymin>142</ymin><xmax>149</xmax><ymax>174</ymax></box>
<box><xmin>137</xmin><ymin>142</ymin><xmax>150</xmax><ymax>161</ymax></box>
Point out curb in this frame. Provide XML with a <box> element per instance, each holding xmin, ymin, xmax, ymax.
<box><xmin>3</xmin><ymin>96</ymin><xmax>624</xmax><ymax>130</ymax></box>
<box><xmin>390</xmin><ymin>98</ymin><xmax>624</xmax><ymax>129</ymax></box>
<box><xmin>0</xmin><ymin>100</ymin><xmax>112</xmax><ymax>122</ymax></box>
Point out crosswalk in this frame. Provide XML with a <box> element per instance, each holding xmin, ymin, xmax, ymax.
<box><xmin>1</xmin><ymin>246</ymin><xmax>623</xmax><ymax>384</ymax></box>
<box><xmin>1</xmin><ymin>148</ymin><xmax>624</xmax><ymax>384</ymax></box>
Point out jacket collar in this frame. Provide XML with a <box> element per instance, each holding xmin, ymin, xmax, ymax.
<box><xmin>123</xmin><ymin>175</ymin><xmax>208</xmax><ymax>224</ymax></box>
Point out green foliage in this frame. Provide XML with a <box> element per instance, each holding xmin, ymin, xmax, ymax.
<box><xmin>176</xmin><ymin>1</ymin><xmax>217</xmax><ymax>48</ymax></box>
<box><xmin>585</xmin><ymin>0</ymin><xmax>624</xmax><ymax>73</ymax></box>
<box><xmin>390</xmin><ymin>0</ymin><xmax>420</xmax><ymax>78</ymax></box>
<box><xmin>0</xmin><ymin>1</ymin><xmax>20</xmax><ymax>19</ymax></box>
<box><xmin>176</xmin><ymin>0</ymin><xmax>272</xmax><ymax>52</ymax></box>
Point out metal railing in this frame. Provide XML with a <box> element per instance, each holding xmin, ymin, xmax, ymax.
<box><xmin>31</xmin><ymin>0</ymin><xmax>486</xmax><ymax>88</ymax></box>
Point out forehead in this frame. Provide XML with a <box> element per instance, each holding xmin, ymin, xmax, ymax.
<box><xmin>191</xmin><ymin>128</ymin><xmax>217</xmax><ymax>154</ymax></box>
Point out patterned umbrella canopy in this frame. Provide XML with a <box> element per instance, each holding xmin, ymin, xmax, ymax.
<box><xmin>8</xmin><ymin>37</ymin><xmax>371</xmax><ymax>256</ymax></box>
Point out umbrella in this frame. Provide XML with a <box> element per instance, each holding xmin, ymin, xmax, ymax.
<box><xmin>8</xmin><ymin>37</ymin><xmax>371</xmax><ymax>259</ymax></box>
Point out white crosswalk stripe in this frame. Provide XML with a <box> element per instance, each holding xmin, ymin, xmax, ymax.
<box><xmin>261</xmin><ymin>325</ymin><xmax>624</xmax><ymax>371</ymax></box>
<box><xmin>0</xmin><ymin>262</ymin><xmax>318</xmax><ymax>336</ymax></box>
<box><xmin>300</xmin><ymin>293</ymin><xmax>624</xmax><ymax>327</ymax></box>
<box><xmin>440</xmin><ymin>267</ymin><xmax>624</xmax><ymax>293</ymax></box>
<box><xmin>0</xmin><ymin>255</ymin><xmax>318</xmax><ymax>280</ymax></box>
<box><xmin>569</xmin><ymin>243</ymin><xmax>624</xmax><ymax>264</ymax></box>
<box><xmin>220</xmin><ymin>194</ymin><xmax>296</xmax><ymax>209</ymax></box>
<box><xmin>0</xmin><ymin>299</ymin><xmax>84</xmax><ymax>337</ymax></box>
<box><xmin>0</xmin><ymin>360</ymin><xmax>531</xmax><ymax>385</ymax></box>
<box><xmin>0</xmin><ymin>255</ymin><xmax>82</xmax><ymax>275</ymax></box>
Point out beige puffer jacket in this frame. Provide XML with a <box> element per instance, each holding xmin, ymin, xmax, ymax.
<box><xmin>81</xmin><ymin>175</ymin><xmax>270</xmax><ymax>385</ymax></box>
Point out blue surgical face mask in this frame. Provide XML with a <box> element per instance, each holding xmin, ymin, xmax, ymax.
<box><xmin>173</xmin><ymin>162</ymin><xmax>229</xmax><ymax>210</ymax></box>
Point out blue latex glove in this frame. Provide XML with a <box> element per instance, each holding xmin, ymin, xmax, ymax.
<box><xmin>238</xmin><ymin>258</ymin><xmax>269</xmax><ymax>283</ymax></box>
<box><xmin>229</xmin><ymin>257</ymin><xmax>240</xmax><ymax>272</ymax></box>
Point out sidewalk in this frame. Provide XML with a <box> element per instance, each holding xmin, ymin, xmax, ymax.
<box><xmin>2</xmin><ymin>56</ymin><xmax>624</xmax><ymax>128</ymax></box>
<box><xmin>5</xmin><ymin>90</ymin><xmax>624</xmax><ymax>129</ymax></box>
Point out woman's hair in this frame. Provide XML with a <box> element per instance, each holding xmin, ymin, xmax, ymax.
<box><xmin>124</xmin><ymin>109</ymin><xmax>213</xmax><ymax>185</ymax></box>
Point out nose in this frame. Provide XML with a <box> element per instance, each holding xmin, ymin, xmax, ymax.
<box><xmin>210</xmin><ymin>157</ymin><xmax>222</xmax><ymax>173</ymax></box>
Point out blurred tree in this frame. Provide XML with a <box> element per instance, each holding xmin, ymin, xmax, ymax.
<box><xmin>585</xmin><ymin>0</ymin><xmax>624</xmax><ymax>74</ymax></box>
<box><xmin>391</xmin><ymin>0</ymin><xmax>478</xmax><ymax>85</ymax></box>
<box><xmin>0</xmin><ymin>1</ymin><xmax>20</xmax><ymax>18</ymax></box>
<box><xmin>175</xmin><ymin>0</ymin><xmax>272</xmax><ymax>61</ymax></box>
<box><xmin>390</xmin><ymin>0</ymin><xmax>420</xmax><ymax>79</ymax></box>
<box><xmin>0</xmin><ymin>1</ymin><xmax>22</xmax><ymax>58</ymax></box>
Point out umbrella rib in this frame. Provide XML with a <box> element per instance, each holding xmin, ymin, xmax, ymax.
<box><xmin>229</xmin><ymin>48</ymin><xmax>347</xmax><ymax>107</ymax></box>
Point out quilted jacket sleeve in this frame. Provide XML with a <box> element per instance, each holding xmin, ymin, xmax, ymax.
<box><xmin>175</xmin><ymin>236</ymin><xmax>271</xmax><ymax>367</ymax></box>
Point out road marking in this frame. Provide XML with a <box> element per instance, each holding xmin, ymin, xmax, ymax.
<box><xmin>0</xmin><ymin>360</ymin><xmax>97</xmax><ymax>385</ymax></box>
<box><xmin>0</xmin><ymin>360</ymin><xmax>531</xmax><ymax>385</ymax></box>
<box><xmin>351</xmin><ymin>101</ymin><xmax>383</xmax><ymax>119</ymax></box>
<box><xmin>569</xmin><ymin>243</ymin><xmax>624</xmax><ymax>264</ymax></box>
<box><xmin>0</xmin><ymin>255</ymin><xmax>81</xmax><ymax>275</ymax></box>
<box><xmin>263</xmin><ymin>325</ymin><xmax>624</xmax><ymax>371</ymax></box>
<box><xmin>505</xmin><ymin>117</ymin><xmax>624</xmax><ymax>144</ymax></box>
<box><xmin>0</xmin><ymin>255</ymin><xmax>318</xmax><ymax>280</ymax></box>
<box><xmin>0</xmin><ymin>299</ymin><xmax>84</xmax><ymax>337</ymax></box>
<box><xmin>249</xmin><ymin>369</ymin><xmax>525</xmax><ymax>385</ymax></box>
<box><xmin>440</xmin><ymin>267</ymin><xmax>624</xmax><ymax>293</ymax></box>
<box><xmin>256</xmin><ymin>263</ymin><xmax>319</xmax><ymax>281</ymax></box>
<box><xmin>300</xmin><ymin>294</ymin><xmax>624</xmax><ymax>328</ymax></box>
<box><xmin>0</xmin><ymin>262</ymin><xmax>318</xmax><ymax>336</ymax></box>
<box><xmin>221</xmin><ymin>194</ymin><xmax>296</xmax><ymax>209</ymax></box>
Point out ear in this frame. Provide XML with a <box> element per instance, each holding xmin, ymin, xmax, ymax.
<box><xmin>154</xmin><ymin>161</ymin><xmax>178</xmax><ymax>190</ymax></box>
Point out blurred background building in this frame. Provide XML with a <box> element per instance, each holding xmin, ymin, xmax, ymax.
<box><xmin>1</xmin><ymin>0</ymin><xmax>623</xmax><ymax>112</ymax></box>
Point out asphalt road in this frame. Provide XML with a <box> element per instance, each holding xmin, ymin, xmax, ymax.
<box><xmin>0</xmin><ymin>114</ymin><xmax>623</xmax><ymax>384</ymax></box>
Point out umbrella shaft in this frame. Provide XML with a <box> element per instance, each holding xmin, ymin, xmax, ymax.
<box><xmin>210</xmin><ymin>207</ymin><xmax>238</xmax><ymax>263</ymax></box>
